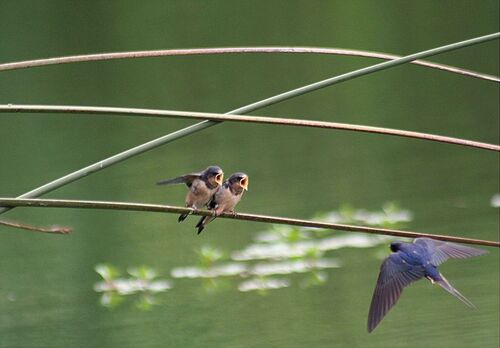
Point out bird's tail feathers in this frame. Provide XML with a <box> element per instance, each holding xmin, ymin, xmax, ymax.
<box><xmin>178</xmin><ymin>213</ymin><xmax>189</xmax><ymax>222</ymax></box>
<box><xmin>436</xmin><ymin>273</ymin><xmax>475</xmax><ymax>308</ymax></box>
<box><xmin>196</xmin><ymin>215</ymin><xmax>215</xmax><ymax>234</ymax></box>
<box><xmin>195</xmin><ymin>217</ymin><xmax>206</xmax><ymax>234</ymax></box>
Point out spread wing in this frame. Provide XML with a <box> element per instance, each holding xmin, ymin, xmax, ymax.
<box><xmin>156</xmin><ymin>173</ymin><xmax>201</xmax><ymax>187</ymax></box>
<box><xmin>413</xmin><ymin>238</ymin><xmax>488</xmax><ymax>266</ymax></box>
<box><xmin>367</xmin><ymin>253</ymin><xmax>424</xmax><ymax>332</ymax></box>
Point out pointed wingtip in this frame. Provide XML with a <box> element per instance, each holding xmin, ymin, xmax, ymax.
<box><xmin>367</xmin><ymin>324</ymin><xmax>375</xmax><ymax>333</ymax></box>
<box><xmin>367</xmin><ymin>308</ymin><xmax>382</xmax><ymax>333</ymax></box>
<box><xmin>156</xmin><ymin>178</ymin><xmax>172</xmax><ymax>185</ymax></box>
<box><xmin>156</xmin><ymin>175</ymin><xmax>190</xmax><ymax>186</ymax></box>
<box><xmin>475</xmin><ymin>248</ymin><xmax>489</xmax><ymax>256</ymax></box>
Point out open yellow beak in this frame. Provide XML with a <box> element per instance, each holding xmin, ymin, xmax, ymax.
<box><xmin>215</xmin><ymin>173</ymin><xmax>224</xmax><ymax>186</ymax></box>
<box><xmin>240</xmin><ymin>176</ymin><xmax>249</xmax><ymax>191</ymax></box>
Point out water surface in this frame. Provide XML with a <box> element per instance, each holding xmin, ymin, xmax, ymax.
<box><xmin>0</xmin><ymin>1</ymin><xmax>498</xmax><ymax>347</ymax></box>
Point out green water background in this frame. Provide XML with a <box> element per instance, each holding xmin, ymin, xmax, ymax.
<box><xmin>0</xmin><ymin>1</ymin><xmax>498</xmax><ymax>347</ymax></box>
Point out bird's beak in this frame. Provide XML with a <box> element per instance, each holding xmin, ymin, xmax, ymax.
<box><xmin>240</xmin><ymin>176</ymin><xmax>249</xmax><ymax>191</ymax></box>
<box><xmin>215</xmin><ymin>173</ymin><xmax>224</xmax><ymax>186</ymax></box>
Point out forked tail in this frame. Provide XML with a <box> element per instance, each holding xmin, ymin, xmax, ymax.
<box><xmin>436</xmin><ymin>273</ymin><xmax>476</xmax><ymax>308</ymax></box>
<box><xmin>178</xmin><ymin>213</ymin><xmax>189</xmax><ymax>222</ymax></box>
<box><xmin>195</xmin><ymin>215</ymin><xmax>215</xmax><ymax>234</ymax></box>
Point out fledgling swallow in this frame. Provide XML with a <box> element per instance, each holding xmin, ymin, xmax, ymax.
<box><xmin>367</xmin><ymin>237</ymin><xmax>487</xmax><ymax>333</ymax></box>
<box><xmin>157</xmin><ymin>166</ymin><xmax>224</xmax><ymax>222</ymax></box>
<box><xmin>195</xmin><ymin>172</ymin><xmax>249</xmax><ymax>234</ymax></box>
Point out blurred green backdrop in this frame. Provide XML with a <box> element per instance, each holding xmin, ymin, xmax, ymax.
<box><xmin>0</xmin><ymin>1</ymin><xmax>498</xmax><ymax>347</ymax></box>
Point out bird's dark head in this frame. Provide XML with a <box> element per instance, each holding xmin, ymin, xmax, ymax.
<box><xmin>390</xmin><ymin>242</ymin><xmax>403</xmax><ymax>252</ymax></box>
<box><xmin>228</xmin><ymin>172</ymin><xmax>249</xmax><ymax>192</ymax></box>
<box><xmin>203</xmin><ymin>166</ymin><xmax>224</xmax><ymax>187</ymax></box>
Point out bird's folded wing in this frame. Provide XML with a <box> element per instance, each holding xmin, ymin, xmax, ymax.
<box><xmin>156</xmin><ymin>173</ymin><xmax>201</xmax><ymax>187</ymax></box>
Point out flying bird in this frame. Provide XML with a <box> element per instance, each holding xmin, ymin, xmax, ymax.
<box><xmin>196</xmin><ymin>172</ymin><xmax>249</xmax><ymax>234</ymax></box>
<box><xmin>367</xmin><ymin>237</ymin><xmax>487</xmax><ymax>333</ymax></box>
<box><xmin>157</xmin><ymin>166</ymin><xmax>224</xmax><ymax>222</ymax></box>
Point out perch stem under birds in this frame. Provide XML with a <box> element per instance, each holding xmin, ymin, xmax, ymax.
<box><xmin>0</xmin><ymin>198</ymin><xmax>498</xmax><ymax>248</ymax></box>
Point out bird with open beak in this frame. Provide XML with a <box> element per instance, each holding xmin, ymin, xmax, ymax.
<box><xmin>157</xmin><ymin>166</ymin><xmax>224</xmax><ymax>222</ymax></box>
<box><xmin>195</xmin><ymin>172</ymin><xmax>249</xmax><ymax>234</ymax></box>
<box><xmin>367</xmin><ymin>237</ymin><xmax>487</xmax><ymax>333</ymax></box>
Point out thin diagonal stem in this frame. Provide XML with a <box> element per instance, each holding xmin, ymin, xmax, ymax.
<box><xmin>0</xmin><ymin>46</ymin><xmax>498</xmax><ymax>83</ymax></box>
<box><xmin>1</xmin><ymin>33</ymin><xmax>498</xmax><ymax>216</ymax></box>
<box><xmin>0</xmin><ymin>198</ymin><xmax>497</xmax><ymax>248</ymax></box>
<box><xmin>2</xmin><ymin>104</ymin><xmax>498</xmax><ymax>151</ymax></box>
<box><xmin>228</xmin><ymin>33</ymin><xmax>499</xmax><ymax>116</ymax></box>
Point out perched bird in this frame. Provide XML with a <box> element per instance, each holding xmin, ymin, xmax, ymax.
<box><xmin>157</xmin><ymin>166</ymin><xmax>224</xmax><ymax>222</ymax></box>
<box><xmin>367</xmin><ymin>237</ymin><xmax>487</xmax><ymax>333</ymax></box>
<box><xmin>195</xmin><ymin>172</ymin><xmax>249</xmax><ymax>234</ymax></box>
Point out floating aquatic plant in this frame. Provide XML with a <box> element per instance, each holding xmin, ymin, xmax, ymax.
<box><xmin>94</xmin><ymin>264</ymin><xmax>172</xmax><ymax>310</ymax></box>
<box><xmin>95</xmin><ymin>203</ymin><xmax>414</xmax><ymax>302</ymax></box>
<box><xmin>238</xmin><ymin>277</ymin><xmax>290</xmax><ymax>293</ymax></box>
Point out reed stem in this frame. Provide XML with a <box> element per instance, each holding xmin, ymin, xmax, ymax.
<box><xmin>0</xmin><ymin>198</ymin><xmax>497</xmax><ymax>247</ymax></box>
<box><xmin>2</xmin><ymin>104</ymin><xmax>498</xmax><ymax>151</ymax></box>
<box><xmin>1</xmin><ymin>33</ymin><xmax>498</xmax><ymax>215</ymax></box>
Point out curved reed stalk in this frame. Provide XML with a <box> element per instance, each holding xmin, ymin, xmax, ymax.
<box><xmin>0</xmin><ymin>33</ymin><xmax>498</xmax><ymax>216</ymax></box>
<box><xmin>0</xmin><ymin>198</ymin><xmax>497</xmax><ymax>247</ymax></box>
<box><xmin>0</xmin><ymin>219</ymin><xmax>71</xmax><ymax>234</ymax></box>
<box><xmin>0</xmin><ymin>46</ymin><xmax>498</xmax><ymax>83</ymax></box>
<box><xmin>2</xmin><ymin>104</ymin><xmax>498</xmax><ymax>152</ymax></box>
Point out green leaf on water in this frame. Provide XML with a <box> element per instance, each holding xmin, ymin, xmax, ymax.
<box><xmin>197</xmin><ymin>245</ymin><xmax>224</xmax><ymax>268</ymax></box>
<box><xmin>99</xmin><ymin>292</ymin><xmax>125</xmax><ymax>309</ymax></box>
<box><xmin>134</xmin><ymin>294</ymin><xmax>157</xmax><ymax>311</ymax></box>
<box><xmin>128</xmin><ymin>266</ymin><xmax>157</xmax><ymax>280</ymax></box>
<box><xmin>95</xmin><ymin>264</ymin><xmax>121</xmax><ymax>281</ymax></box>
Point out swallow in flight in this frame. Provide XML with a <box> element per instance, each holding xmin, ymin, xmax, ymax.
<box><xmin>367</xmin><ymin>237</ymin><xmax>487</xmax><ymax>332</ymax></box>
